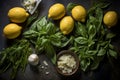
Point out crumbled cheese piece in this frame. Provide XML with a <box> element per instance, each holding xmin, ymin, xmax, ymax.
<box><xmin>57</xmin><ymin>54</ymin><xmax>76</xmax><ymax>74</ymax></box>
<box><xmin>41</xmin><ymin>65</ymin><xmax>45</xmax><ymax>69</ymax></box>
<box><xmin>43</xmin><ymin>60</ymin><xmax>48</xmax><ymax>66</ymax></box>
<box><xmin>45</xmin><ymin>71</ymin><xmax>49</xmax><ymax>75</ymax></box>
<box><xmin>22</xmin><ymin>0</ymin><xmax>36</xmax><ymax>13</ymax></box>
<box><xmin>21</xmin><ymin>0</ymin><xmax>42</xmax><ymax>14</ymax></box>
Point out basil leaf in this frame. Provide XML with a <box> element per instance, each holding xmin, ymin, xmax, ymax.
<box><xmin>88</xmin><ymin>25</ymin><xmax>96</xmax><ymax>39</ymax></box>
<box><xmin>30</xmin><ymin>18</ymin><xmax>41</xmax><ymax>30</ymax></box>
<box><xmin>99</xmin><ymin>41</ymin><xmax>108</xmax><ymax>46</ymax></box>
<box><xmin>66</xmin><ymin>3</ymin><xmax>77</xmax><ymax>13</ymax></box>
<box><xmin>25</xmin><ymin>11</ymin><xmax>39</xmax><ymax>27</ymax></box>
<box><xmin>95</xmin><ymin>8</ymin><xmax>103</xmax><ymax>31</ymax></box>
<box><xmin>61</xmin><ymin>36</ymin><xmax>73</xmax><ymax>47</ymax></box>
<box><xmin>50</xmin><ymin>35</ymin><xmax>62</xmax><ymax>47</ymax></box>
<box><xmin>87</xmin><ymin>50</ymin><xmax>97</xmax><ymax>56</ymax></box>
<box><xmin>23</xmin><ymin>30</ymin><xmax>38</xmax><ymax>38</ymax></box>
<box><xmin>90</xmin><ymin>56</ymin><xmax>103</xmax><ymax>70</ymax></box>
<box><xmin>93</xmin><ymin>1</ymin><xmax>110</xmax><ymax>9</ymax></box>
<box><xmin>36</xmin><ymin>16</ymin><xmax>47</xmax><ymax>31</ymax></box>
<box><xmin>95</xmin><ymin>8</ymin><xmax>103</xmax><ymax>22</ymax></box>
<box><xmin>80</xmin><ymin>58</ymin><xmax>90</xmax><ymax>71</ymax></box>
<box><xmin>45</xmin><ymin>43</ymin><xmax>56</xmax><ymax>64</ymax></box>
<box><xmin>37</xmin><ymin>16</ymin><xmax>47</xmax><ymax>26</ymax></box>
<box><xmin>46</xmin><ymin>22</ymin><xmax>56</xmax><ymax>35</ymax></box>
<box><xmin>108</xmin><ymin>49</ymin><xmax>117</xmax><ymax>59</ymax></box>
<box><xmin>74</xmin><ymin>22</ymin><xmax>88</xmax><ymax>37</ymax></box>
<box><xmin>88</xmin><ymin>40</ymin><xmax>95</xmax><ymax>48</ymax></box>
<box><xmin>75</xmin><ymin>37</ymin><xmax>88</xmax><ymax>44</ymax></box>
<box><xmin>97</xmin><ymin>48</ymin><xmax>106</xmax><ymax>56</ymax></box>
<box><xmin>109</xmin><ymin>44</ymin><xmax>114</xmax><ymax>50</ymax></box>
<box><xmin>106</xmin><ymin>33</ymin><xmax>116</xmax><ymax>39</ymax></box>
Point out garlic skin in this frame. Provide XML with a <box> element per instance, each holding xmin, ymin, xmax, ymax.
<box><xmin>28</xmin><ymin>54</ymin><xmax>39</xmax><ymax>65</ymax></box>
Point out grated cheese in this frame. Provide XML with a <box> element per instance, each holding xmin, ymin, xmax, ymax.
<box><xmin>57</xmin><ymin>54</ymin><xmax>76</xmax><ymax>74</ymax></box>
<box><xmin>21</xmin><ymin>0</ymin><xmax>42</xmax><ymax>14</ymax></box>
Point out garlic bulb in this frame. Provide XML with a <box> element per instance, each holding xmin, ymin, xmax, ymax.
<box><xmin>28</xmin><ymin>54</ymin><xmax>39</xmax><ymax>65</ymax></box>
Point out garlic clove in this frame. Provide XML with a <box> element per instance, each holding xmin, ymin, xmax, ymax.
<box><xmin>28</xmin><ymin>54</ymin><xmax>39</xmax><ymax>65</ymax></box>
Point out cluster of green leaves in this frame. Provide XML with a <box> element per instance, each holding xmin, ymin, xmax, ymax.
<box><xmin>23</xmin><ymin>16</ymin><xmax>72</xmax><ymax>64</ymax></box>
<box><xmin>0</xmin><ymin>39</ymin><xmax>32</xmax><ymax>79</ymax></box>
<box><xmin>69</xmin><ymin>2</ymin><xmax>117</xmax><ymax>71</ymax></box>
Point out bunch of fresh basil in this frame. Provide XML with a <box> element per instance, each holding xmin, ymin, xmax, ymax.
<box><xmin>23</xmin><ymin>17</ymin><xmax>72</xmax><ymax>64</ymax></box>
<box><xmin>68</xmin><ymin>2</ymin><xmax>117</xmax><ymax>71</ymax></box>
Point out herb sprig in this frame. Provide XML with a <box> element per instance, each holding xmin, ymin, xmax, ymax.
<box><xmin>0</xmin><ymin>39</ymin><xmax>32</xmax><ymax>79</ymax></box>
<box><xmin>23</xmin><ymin>16</ymin><xmax>72</xmax><ymax>64</ymax></box>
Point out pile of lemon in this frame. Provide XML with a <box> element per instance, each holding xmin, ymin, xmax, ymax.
<box><xmin>3</xmin><ymin>7</ymin><xmax>29</xmax><ymax>39</ymax></box>
<box><xmin>48</xmin><ymin>3</ymin><xmax>118</xmax><ymax>35</ymax></box>
<box><xmin>3</xmin><ymin>3</ymin><xmax>118</xmax><ymax>39</ymax></box>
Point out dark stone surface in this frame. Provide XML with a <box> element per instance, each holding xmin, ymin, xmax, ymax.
<box><xmin>0</xmin><ymin>0</ymin><xmax>120</xmax><ymax>80</ymax></box>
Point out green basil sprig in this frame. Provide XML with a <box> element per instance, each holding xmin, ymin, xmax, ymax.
<box><xmin>23</xmin><ymin>16</ymin><xmax>72</xmax><ymax>64</ymax></box>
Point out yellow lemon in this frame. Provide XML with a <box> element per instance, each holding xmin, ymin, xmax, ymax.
<box><xmin>8</xmin><ymin>7</ymin><xmax>29</xmax><ymax>23</ymax></box>
<box><xmin>71</xmin><ymin>5</ymin><xmax>86</xmax><ymax>22</ymax></box>
<box><xmin>60</xmin><ymin>16</ymin><xmax>74</xmax><ymax>35</ymax></box>
<box><xmin>103</xmin><ymin>11</ymin><xmax>118</xmax><ymax>28</ymax></box>
<box><xmin>3</xmin><ymin>23</ymin><xmax>22</xmax><ymax>39</ymax></box>
<box><xmin>48</xmin><ymin>3</ymin><xmax>65</xmax><ymax>20</ymax></box>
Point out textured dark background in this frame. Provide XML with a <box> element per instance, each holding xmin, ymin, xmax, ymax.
<box><xmin>0</xmin><ymin>0</ymin><xmax>120</xmax><ymax>80</ymax></box>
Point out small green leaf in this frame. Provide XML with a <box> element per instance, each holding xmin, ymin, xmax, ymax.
<box><xmin>106</xmin><ymin>33</ymin><xmax>116</xmax><ymax>39</ymax></box>
<box><xmin>99</xmin><ymin>41</ymin><xmax>108</xmax><ymax>46</ymax></box>
<box><xmin>45</xmin><ymin>43</ymin><xmax>56</xmax><ymax>64</ymax></box>
<box><xmin>30</xmin><ymin>18</ymin><xmax>41</xmax><ymax>30</ymax></box>
<box><xmin>93</xmin><ymin>1</ymin><xmax>110</xmax><ymax>9</ymax></box>
<box><xmin>66</xmin><ymin>3</ymin><xmax>77</xmax><ymax>13</ymax></box>
<box><xmin>109</xmin><ymin>44</ymin><xmax>114</xmax><ymax>50</ymax></box>
<box><xmin>90</xmin><ymin>56</ymin><xmax>103</xmax><ymax>70</ymax></box>
<box><xmin>75</xmin><ymin>37</ymin><xmax>88</xmax><ymax>44</ymax></box>
<box><xmin>25</xmin><ymin>11</ymin><xmax>39</xmax><ymax>27</ymax></box>
<box><xmin>80</xmin><ymin>59</ymin><xmax>90</xmax><ymax>71</ymax></box>
<box><xmin>37</xmin><ymin>17</ymin><xmax>47</xmax><ymax>31</ymax></box>
<box><xmin>74</xmin><ymin>22</ymin><xmax>88</xmax><ymax>37</ymax></box>
<box><xmin>108</xmin><ymin>49</ymin><xmax>117</xmax><ymax>59</ymax></box>
<box><xmin>97</xmin><ymin>48</ymin><xmax>106</xmax><ymax>56</ymax></box>
<box><xmin>88</xmin><ymin>40</ymin><xmax>95</xmax><ymax>48</ymax></box>
<box><xmin>61</xmin><ymin>36</ymin><xmax>73</xmax><ymax>47</ymax></box>
<box><xmin>87</xmin><ymin>50</ymin><xmax>97</xmax><ymax>55</ymax></box>
<box><xmin>46</xmin><ymin>22</ymin><xmax>56</xmax><ymax>35</ymax></box>
<box><xmin>88</xmin><ymin>25</ymin><xmax>96</xmax><ymax>39</ymax></box>
<box><xmin>23</xmin><ymin>30</ymin><xmax>38</xmax><ymax>38</ymax></box>
<box><xmin>50</xmin><ymin>35</ymin><xmax>62</xmax><ymax>47</ymax></box>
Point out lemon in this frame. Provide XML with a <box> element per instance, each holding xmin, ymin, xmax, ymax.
<box><xmin>48</xmin><ymin>3</ymin><xmax>65</xmax><ymax>20</ymax></box>
<box><xmin>3</xmin><ymin>23</ymin><xmax>22</xmax><ymax>39</ymax></box>
<box><xmin>71</xmin><ymin>5</ymin><xmax>86</xmax><ymax>22</ymax></box>
<box><xmin>60</xmin><ymin>16</ymin><xmax>74</xmax><ymax>35</ymax></box>
<box><xmin>103</xmin><ymin>11</ymin><xmax>118</xmax><ymax>28</ymax></box>
<box><xmin>8</xmin><ymin>7</ymin><xmax>29</xmax><ymax>23</ymax></box>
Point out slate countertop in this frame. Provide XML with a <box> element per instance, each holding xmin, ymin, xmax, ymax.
<box><xmin>0</xmin><ymin>0</ymin><xmax>120</xmax><ymax>80</ymax></box>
